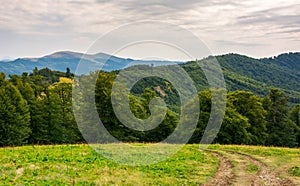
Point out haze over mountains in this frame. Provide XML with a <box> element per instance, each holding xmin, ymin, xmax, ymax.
<box><xmin>0</xmin><ymin>51</ymin><xmax>184</xmax><ymax>75</ymax></box>
<box><xmin>1</xmin><ymin>51</ymin><xmax>300</xmax><ymax>103</ymax></box>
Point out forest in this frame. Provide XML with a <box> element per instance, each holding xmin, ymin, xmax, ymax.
<box><xmin>0</xmin><ymin>66</ymin><xmax>299</xmax><ymax>147</ymax></box>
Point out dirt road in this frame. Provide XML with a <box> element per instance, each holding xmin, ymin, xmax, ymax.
<box><xmin>203</xmin><ymin>150</ymin><xmax>295</xmax><ymax>186</ymax></box>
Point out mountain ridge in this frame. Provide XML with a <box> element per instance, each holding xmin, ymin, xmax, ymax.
<box><xmin>0</xmin><ymin>51</ymin><xmax>185</xmax><ymax>75</ymax></box>
<box><xmin>1</xmin><ymin>51</ymin><xmax>300</xmax><ymax>103</ymax></box>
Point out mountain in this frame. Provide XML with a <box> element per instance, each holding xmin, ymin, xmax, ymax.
<box><xmin>0</xmin><ymin>51</ymin><xmax>184</xmax><ymax>75</ymax></box>
<box><xmin>1</xmin><ymin>51</ymin><xmax>300</xmax><ymax>103</ymax></box>
<box><xmin>181</xmin><ymin>52</ymin><xmax>300</xmax><ymax>103</ymax></box>
<box><xmin>128</xmin><ymin>52</ymin><xmax>300</xmax><ymax>106</ymax></box>
<box><xmin>261</xmin><ymin>52</ymin><xmax>300</xmax><ymax>72</ymax></box>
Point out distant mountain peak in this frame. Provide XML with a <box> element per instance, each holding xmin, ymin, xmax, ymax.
<box><xmin>0</xmin><ymin>51</ymin><xmax>185</xmax><ymax>75</ymax></box>
<box><xmin>43</xmin><ymin>51</ymin><xmax>84</xmax><ymax>59</ymax></box>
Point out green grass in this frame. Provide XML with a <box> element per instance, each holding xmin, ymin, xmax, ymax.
<box><xmin>0</xmin><ymin>144</ymin><xmax>218</xmax><ymax>185</ymax></box>
<box><xmin>289</xmin><ymin>166</ymin><xmax>300</xmax><ymax>177</ymax></box>
<box><xmin>208</xmin><ymin>144</ymin><xmax>300</xmax><ymax>169</ymax></box>
<box><xmin>246</xmin><ymin>164</ymin><xmax>259</xmax><ymax>174</ymax></box>
<box><xmin>1</xmin><ymin>144</ymin><xmax>299</xmax><ymax>185</ymax></box>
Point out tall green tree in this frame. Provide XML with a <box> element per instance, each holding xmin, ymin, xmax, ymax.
<box><xmin>264</xmin><ymin>88</ymin><xmax>298</xmax><ymax>147</ymax></box>
<box><xmin>49</xmin><ymin>78</ymin><xmax>82</xmax><ymax>143</ymax></box>
<box><xmin>215</xmin><ymin>104</ymin><xmax>251</xmax><ymax>145</ymax></box>
<box><xmin>66</xmin><ymin>67</ymin><xmax>72</xmax><ymax>78</ymax></box>
<box><xmin>10</xmin><ymin>73</ymin><xmax>49</xmax><ymax>144</ymax></box>
<box><xmin>138</xmin><ymin>88</ymin><xmax>178</xmax><ymax>142</ymax></box>
<box><xmin>0</xmin><ymin>73</ymin><xmax>31</xmax><ymax>146</ymax></box>
<box><xmin>290</xmin><ymin>104</ymin><xmax>300</xmax><ymax>146</ymax></box>
<box><xmin>189</xmin><ymin>90</ymin><xmax>211</xmax><ymax>143</ymax></box>
<box><xmin>290</xmin><ymin>104</ymin><xmax>300</xmax><ymax>126</ymax></box>
<box><xmin>190</xmin><ymin>89</ymin><xmax>251</xmax><ymax>145</ymax></box>
<box><xmin>227</xmin><ymin>91</ymin><xmax>268</xmax><ymax>145</ymax></box>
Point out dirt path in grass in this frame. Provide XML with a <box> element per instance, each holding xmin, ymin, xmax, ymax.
<box><xmin>221</xmin><ymin>150</ymin><xmax>295</xmax><ymax>186</ymax></box>
<box><xmin>202</xmin><ymin>151</ymin><xmax>234</xmax><ymax>186</ymax></box>
<box><xmin>219</xmin><ymin>151</ymin><xmax>255</xmax><ymax>185</ymax></box>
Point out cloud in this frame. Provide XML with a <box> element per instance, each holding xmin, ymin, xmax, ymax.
<box><xmin>0</xmin><ymin>0</ymin><xmax>299</xmax><ymax>59</ymax></box>
<box><xmin>214</xmin><ymin>40</ymin><xmax>266</xmax><ymax>47</ymax></box>
<box><xmin>236</xmin><ymin>3</ymin><xmax>300</xmax><ymax>34</ymax></box>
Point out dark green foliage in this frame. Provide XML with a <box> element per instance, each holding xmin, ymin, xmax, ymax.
<box><xmin>181</xmin><ymin>53</ymin><xmax>300</xmax><ymax>104</ymax></box>
<box><xmin>0</xmin><ymin>73</ymin><xmax>31</xmax><ymax>146</ymax></box>
<box><xmin>9</xmin><ymin>73</ymin><xmax>48</xmax><ymax>144</ymax></box>
<box><xmin>216</xmin><ymin>105</ymin><xmax>251</xmax><ymax>144</ymax></box>
<box><xmin>0</xmin><ymin>66</ymin><xmax>299</xmax><ymax>147</ymax></box>
<box><xmin>66</xmin><ymin>67</ymin><xmax>72</xmax><ymax>78</ymax></box>
<box><xmin>290</xmin><ymin>104</ymin><xmax>300</xmax><ymax>127</ymax></box>
<box><xmin>41</xmin><ymin>81</ymin><xmax>83</xmax><ymax>144</ymax></box>
<box><xmin>131</xmin><ymin>77</ymin><xmax>181</xmax><ymax>113</ymax></box>
<box><xmin>4</xmin><ymin>69</ymin><xmax>82</xmax><ymax>145</ymax></box>
<box><xmin>29</xmin><ymin>67</ymin><xmax>74</xmax><ymax>85</ymax></box>
<box><xmin>227</xmin><ymin>91</ymin><xmax>268</xmax><ymax>145</ymax></box>
<box><xmin>189</xmin><ymin>90</ymin><xmax>269</xmax><ymax>145</ymax></box>
<box><xmin>264</xmin><ymin>89</ymin><xmax>298</xmax><ymax>147</ymax></box>
<box><xmin>94</xmin><ymin>71</ymin><xmax>178</xmax><ymax>143</ymax></box>
<box><xmin>217</xmin><ymin>54</ymin><xmax>300</xmax><ymax>93</ymax></box>
<box><xmin>261</xmin><ymin>52</ymin><xmax>300</xmax><ymax>74</ymax></box>
<box><xmin>188</xmin><ymin>90</ymin><xmax>212</xmax><ymax>143</ymax></box>
<box><xmin>290</xmin><ymin>104</ymin><xmax>300</xmax><ymax>145</ymax></box>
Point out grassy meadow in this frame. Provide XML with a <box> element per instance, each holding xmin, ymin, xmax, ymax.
<box><xmin>0</xmin><ymin>144</ymin><xmax>218</xmax><ymax>185</ymax></box>
<box><xmin>0</xmin><ymin>144</ymin><xmax>299</xmax><ymax>185</ymax></box>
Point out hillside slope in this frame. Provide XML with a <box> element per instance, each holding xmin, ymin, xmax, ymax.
<box><xmin>1</xmin><ymin>51</ymin><xmax>300</xmax><ymax>103</ymax></box>
<box><xmin>180</xmin><ymin>53</ymin><xmax>300</xmax><ymax>103</ymax></box>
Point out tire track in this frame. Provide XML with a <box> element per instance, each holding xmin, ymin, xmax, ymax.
<box><xmin>217</xmin><ymin>150</ymin><xmax>256</xmax><ymax>185</ymax></box>
<box><xmin>224</xmin><ymin>150</ymin><xmax>294</xmax><ymax>186</ymax></box>
<box><xmin>202</xmin><ymin>151</ymin><xmax>234</xmax><ymax>186</ymax></box>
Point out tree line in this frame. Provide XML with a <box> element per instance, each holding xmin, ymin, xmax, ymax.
<box><xmin>0</xmin><ymin>68</ymin><xmax>299</xmax><ymax>147</ymax></box>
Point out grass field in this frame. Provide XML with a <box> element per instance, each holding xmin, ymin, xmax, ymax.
<box><xmin>0</xmin><ymin>144</ymin><xmax>299</xmax><ymax>185</ymax></box>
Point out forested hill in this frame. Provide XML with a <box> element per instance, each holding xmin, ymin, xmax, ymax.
<box><xmin>1</xmin><ymin>67</ymin><xmax>300</xmax><ymax>147</ymax></box>
<box><xmin>1</xmin><ymin>51</ymin><xmax>300</xmax><ymax>103</ymax></box>
<box><xmin>218</xmin><ymin>53</ymin><xmax>300</xmax><ymax>93</ymax></box>
<box><xmin>261</xmin><ymin>52</ymin><xmax>300</xmax><ymax>72</ymax></box>
<box><xmin>181</xmin><ymin>52</ymin><xmax>300</xmax><ymax>104</ymax></box>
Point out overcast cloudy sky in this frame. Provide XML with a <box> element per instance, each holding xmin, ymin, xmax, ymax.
<box><xmin>0</xmin><ymin>0</ymin><xmax>299</xmax><ymax>60</ymax></box>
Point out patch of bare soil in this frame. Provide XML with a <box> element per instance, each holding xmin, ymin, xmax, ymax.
<box><xmin>14</xmin><ymin>167</ymin><xmax>24</xmax><ymax>181</ymax></box>
<box><xmin>154</xmin><ymin>86</ymin><xmax>167</xmax><ymax>97</ymax></box>
<box><xmin>202</xmin><ymin>151</ymin><xmax>234</xmax><ymax>186</ymax></box>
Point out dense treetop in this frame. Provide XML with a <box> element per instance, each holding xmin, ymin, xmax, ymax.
<box><xmin>0</xmin><ymin>67</ymin><xmax>299</xmax><ymax>147</ymax></box>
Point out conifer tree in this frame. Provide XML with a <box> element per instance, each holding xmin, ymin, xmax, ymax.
<box><xmin>264</xmin><ymin>88</ymin><xmax>298</xmax><ymax>147</ymax></box>
<box><xmin>0</xmin><ymin>73</ymin><xmax>31</xmax><ymax>146</ymax></box>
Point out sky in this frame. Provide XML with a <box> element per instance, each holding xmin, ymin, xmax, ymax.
<box><xmin>0</xmin><ymin>0</ymin><xmax>300</xmax><ymax>61</ymax></box>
